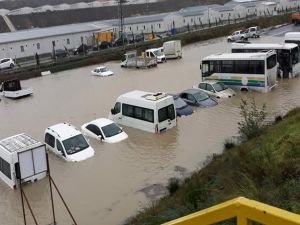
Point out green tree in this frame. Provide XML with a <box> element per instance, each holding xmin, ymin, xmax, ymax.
<box><xmin>238</xmin><ymin>98</ymin><xmax>267</xmax><ymax>141</ymax></box>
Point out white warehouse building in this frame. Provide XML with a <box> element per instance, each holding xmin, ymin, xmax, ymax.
<box><xmin>0</xmin><ymin>22</ymin><xmax>111</xmax><ymax>59</ymax></box>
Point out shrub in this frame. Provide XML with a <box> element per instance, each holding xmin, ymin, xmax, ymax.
<box><xmin>238</xmin><ymin>98</ymin><xmax>267</xmax><ymax>141</ymax></box>
<box><xmin>167</xmin><ymin>177</ymin><xmax>180</xmax><ymax>195</ymax></box>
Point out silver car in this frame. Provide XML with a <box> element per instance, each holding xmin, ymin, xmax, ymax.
<box><xmin>193</xmin><ymin>80</ymin><xmax>236</xmax><ymax>98</ymax></box>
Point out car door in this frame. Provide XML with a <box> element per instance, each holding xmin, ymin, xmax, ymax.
<box><xmin>206</xmin><ymin>84</ymin><xmax>216</xmax><ymax>97</ymax></box>
<box><xmin>199</xmin><ymin>83</ymin><xmax>208</xmax><ymax>94</ymax></box>
<box><xmin>45</xmin><ymin>133</ymin><xmax>61</xmax><ymax>156</ymax></box>
<box><xmin>85</xmin><ymin>124</ymin><xmax>103</xmax><ymax>140</ymax></box>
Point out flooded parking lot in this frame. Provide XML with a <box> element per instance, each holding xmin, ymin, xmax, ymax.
<box><xmin>1</xmin><ymin>25</ymin><xmax>300</xmax><ymax>225</ymax></box>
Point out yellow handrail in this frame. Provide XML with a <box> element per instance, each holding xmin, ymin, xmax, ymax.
<box><xmin>162</xmin><ymin>197</ymin><xmax>300</xmax><ymax>225</ymax></box>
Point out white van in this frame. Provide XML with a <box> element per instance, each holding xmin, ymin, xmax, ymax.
<box><xmin>0</xmin><ymin>133</ymin><xmax>47</xmax><ymax>189</ymax></box>
<box><xmin>145</xmin><ymin>48</ymin><xmax>166</xmax><ymax>63</ymax></box>
<box><xmin>45</xmin><ymin>123</ymin><xmax>95</xmax><ymax>162</ymax></box>
<box><xmin>163</xmin><ymin>40</ymin><xmax>182</xmax><ymax>59</ymax></box>
<box><xmin>109</xmin><ymin>91</ymin><xmax>177</xmax><ymax>133</ymax></box>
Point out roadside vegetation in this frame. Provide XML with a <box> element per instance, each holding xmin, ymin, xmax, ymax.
<box><xmin>124</xmin><ymin>100</ymin><xmax>300</xmax><ymax>225</ymax></box>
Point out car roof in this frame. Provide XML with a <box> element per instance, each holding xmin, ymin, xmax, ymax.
<box><xmin>96</xmin><ymin>66</ymin><xmax>107</xmax><ymax>69</ymax></box>
<box><xmin>46</xmin><ymin>123</ymin><xmax>81</xmax><ymax>140</ymax></box>
<box><xmin>200</xmin><ymin>80</ymin><xmax>221</xmax><ymax>85</ymax></box>
<box><xmin>181</xmin><ymin>88</ymin><xmax>203</xmax><ymax>94</ymax></box>
<box><xmin>86</xmin><ymin>118</ymin><xmax>114</xmax><ymax>128</ymax></box>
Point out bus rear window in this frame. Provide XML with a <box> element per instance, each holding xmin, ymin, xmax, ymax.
<box><xmin>158</xmin><ymin>104</ymin><xmax>175</xmax><ymax>122</ymax></box>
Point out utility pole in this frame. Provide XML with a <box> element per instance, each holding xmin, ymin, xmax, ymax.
<box><xmin>118</xmin><ymin>0</ymin><xmax>125</xmax><ymax>46</ymax></box>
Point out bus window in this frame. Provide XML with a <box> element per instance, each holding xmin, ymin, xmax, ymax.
<box><xmin>201</xmin><ymin>61</ymin><xmax>210</xmax><ymax>77</ymax></box>
<box><xmin>267</xmin><ymin>54</ymin><xmax>277</xmax><ymax>69</ymax></box>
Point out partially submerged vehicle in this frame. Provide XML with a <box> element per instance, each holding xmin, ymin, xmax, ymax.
<box><xmin>91</xmin><ymin>66</ymin><xmax>114</xmax><ymax>77</ymax></box>
<box><xmin>0</xmin><ymin>133</ymin><xmax>47</xmax><ymax>189</ymax></box>
<box><xmin>121</xmin><ymin>51</ymin><xmax>157</xmax><ymax>68</ymax></box>
<box><xmin>81</xmin><ymin>118</ymin><xmax>128</xmax><ymax>143</ymax></box>
<box><xmin>109</xmin><ymin>91</ymin><xmax>177</xmax><ymax>133</ymax></box>
<box><xmin>193</xmin><ymin>80</ymin><xmax>236</xmax><ymax>98</ymax></box>
<box><xmin>0</xmin><ymin>79</ymin><xmax>33</xmax><ymax>99</ymax></box>
<box><xmin>163</xmin><ymin>40</ymin><xmax>182</xmax><ymax>59</ymax></box>
<box><xmin>145</xmin><ymin>48</ymin><xmax>166</xmax><ymax>63</ymax></box>
<box><xmin>45</xmin><ymin>123</ymin><xmax>95</xmax><ymax>162</ymax></box>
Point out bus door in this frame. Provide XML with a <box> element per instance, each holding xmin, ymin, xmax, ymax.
<box><xmin>277</xmin><ymin>50</ymin><xmax>291</xmax><ymax>78</ymax></box>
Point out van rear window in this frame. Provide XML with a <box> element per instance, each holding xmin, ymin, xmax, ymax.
<box><xmin>158</xmin><ymin>104</ymin><xmax>175</xmax><ymax>123</ymax></box>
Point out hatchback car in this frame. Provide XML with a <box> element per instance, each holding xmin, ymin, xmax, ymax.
<box><xmin>170</xmin><ymin>94</ymin><xmax>193</xmax><ymax>117</ymax></box>
<box><xmin>73</xmin><ymin>44</ymin><xmax>89</xmax><ymax>55</ymax></box>
<box><xmin>0</xmin><ymin>58</ymin><xmax>15</xmax><ymax>69</ymax></box>
<box><xmin>91</xmin><ymin>66</ymin><xmax>114</xmax><ymax>77</ymax></box>
<box><xmin>193</xmin><ymin>81</ymin><xmax>235</xmax><ymax>98</ymax></box>
<box><xmin>81</xmin><ymin>118</ymin><xmax>128</xmax><ymax>143</ymax></box>
<box><xmin>179</xmin><ymin>89</ymin><xmax>217</xmax><ymax>107</ymax></box>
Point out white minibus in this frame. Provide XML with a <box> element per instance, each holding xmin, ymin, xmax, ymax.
<box><xmin>109</xmin><ymin>91</ymin><xmax>176</xmax><ymax>133</ymax></box>
<box><xmin>200</xmin><ymin>51</ymin><xmax>278</xmax><ymax>93</ymax></box>
<box><xmin>232</xmin><ymin>42</ymin><xmax>300</xmax><ymax>78</ymax></box>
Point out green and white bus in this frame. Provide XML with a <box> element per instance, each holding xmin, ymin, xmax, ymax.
<box><xmin>200</xmin><ymin>51</ymin><xmax>278</xmax><ymax>93</ymax></box>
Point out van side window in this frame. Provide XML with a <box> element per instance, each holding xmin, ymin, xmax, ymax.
<box><xmin>114</xmin><ymin>102</ymin><xmax>121</xmax><ymax>114</ymax></box>
<box><xmin>0</xmin><ymin>157</ymin><xmax>11</xmax><ymax>179</ymax></box>
<box><xmin>57</xmin><ymin>140</ymin><xmax>64</xmax><ymax>153</ymax></box>
<box><xmin>158</xmin><ymin>104</ymin><xmax>176</xmax><ymax>122</ymax></box>
<box><xmin>86</xmin><ymin>124</ymin><xmax>102</xmax><ymax>136</ymax></box>
<box><xmin>45</xmin><ymin>133</ymin><xmax>55</xmax><ymax>148</ymax></box>
<box><xmin>122</xmin><ymin>104</ymin><xmax>154</xmax><ymax>123</ymax></box>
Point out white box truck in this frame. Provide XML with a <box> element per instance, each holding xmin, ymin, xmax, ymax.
<box><xmin>0</xmin><ymin>133</ymin><xmax>47</xmax><ymax>189</ymax></box>
<box><xmin>163</xmin><ymin>40</ymin><xmax>182</xmax><ymax>59</ymax></box>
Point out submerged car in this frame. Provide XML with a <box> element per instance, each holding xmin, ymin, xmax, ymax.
<box><xmin>91</xmin><ymin>66</ymin><xmax>114</xmax><ymax>77</ymax></box>
<box><xmin>179</xmin><ymin>89</ymin><xmax>218</xmax><ymax>107</ymax></box>
<box><xmin>170</xmin><ymin>94</ymin><xmax>193</xmax><ymax>117</ymax></box>
<box><xmin>81</xmin><ymin>118</ymin><xmax>128</xmax><ymax>143</ymax></box>
<box><xmin>193</xmin><ymin>80</ymin><xmax>236</xmax><ymax>98</ymax></box>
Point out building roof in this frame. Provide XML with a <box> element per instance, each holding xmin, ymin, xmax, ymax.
<box><xmin>0</xmin><ymin>21</ymin><xmax>111</xmax><ymax>44</ymax></box>
<box><xmin>105</xmin><ymin>13</ymin><xmax>168</xmax><ymax>26</ymax></box>
<box><xmin>0</xmin><ymin>133</ymin><xmax>41</xmax><ymax>153</ymax></box>
<box><xmin>178</xmin><ymin>4</ymin><xmax>220</xmax><ymax>17</ymax></box>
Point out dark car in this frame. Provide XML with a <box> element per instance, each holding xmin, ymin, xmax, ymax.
<box><xmin>128</xmin><ymin>34</ymin><xmax>144</xmax><ymax>44</ymax></box>
<box><xmin>99</xmin><ymin>41</ymin><xmax>112</xmax><ymax>49</ymax></box>
<box><xmin>54</xmin><ymin>49</ymin><xmax>68</xmax><ymax>58</ymax></box>
<box><xmin>73</xmin><ymin>44</ymin><xmax>89</xmax><ymax>55</ymax></box>
<box><xmin>170</xmin><ymin>94</ymin><xmax>193</xmax><ymax>117</ymax></box>
<box><xmin>113</xmin><ymin>37</ymin><xmax>128</xmax><ymax>47</ymax></box>
<box><xmin>179</xmin><ymin>89</ymin><xmax>218</xmax><ymax>107</ymax></box>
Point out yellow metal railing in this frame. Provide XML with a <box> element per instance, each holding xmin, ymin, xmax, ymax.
<box><xmin>162</xmin><ymin>197</ymin><xmax>300</xmax><ymax>225</ymax></box>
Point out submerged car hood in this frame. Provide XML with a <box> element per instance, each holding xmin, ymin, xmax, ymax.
<box><xmin>104</xmin><ymin>132</ymin><xmax>128</xmax><ymax>143</ymax></box>
<box><xmin>67</xmin><ymin>146</ymin><xmax>95</xmax><ymax>162</ymax></box>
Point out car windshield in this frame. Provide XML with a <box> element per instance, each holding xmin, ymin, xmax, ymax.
<box><xmin>174</xmin><ymin>97</ymin><xmax>187</xmax><ymax>109</ymax></box>
<box><xmin>102</xmin><ymin>123</ymin><xmax>122</xmax><ymax>138</ymax></box>
<box><xmin>153</xmin><ymin>50</ymin><xmax>162</xmax><ymax>56</ymax></box>
<box><xmin>63</xmin><ymin>134</ymin><xmax>89</xmax><ymax>155</ymax></box>
<box><xmin>212</xmin><ymin>82</ymin><xmax>227</xmax><ymax>92</ymax></box>
<box><xmin>194</xmin><ymin>91</ymin><xmax>209</xmax><ymax>102</ymax></box>
<box><xmin>100</xmin><ymin>67</ymin><xmax>108</xmax><ymax>72</ymax></box>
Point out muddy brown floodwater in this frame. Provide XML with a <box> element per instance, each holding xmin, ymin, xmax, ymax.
<box><xmin>1</xmin><ymin>28</ymin><xmax>300</xmax><ymax>225</ymax></box>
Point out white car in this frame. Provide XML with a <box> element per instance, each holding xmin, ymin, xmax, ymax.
<box><xmin>91</xmin><ymin>66</ymin><xmax>113</xmax><ymax>77</ymax></box>
<box><xmin>81</xmin><ymin>118</ymin><xmax>128</xmax><ymax>143</ymax></box>
<box><xmin>193</xmin><ymin>80</ymin><xmax>236</xmax><ymax>98</ymax></box>
<box><xmin>0</xmin><ymin>58</ymin><xmax>15</xmax><ymax>69</ymax></box>
<box><xmin>227</xmin><ymin>30</ymin><xmax>248</xmax><ymax>42</ymax></box>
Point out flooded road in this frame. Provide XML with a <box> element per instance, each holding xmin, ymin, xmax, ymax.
<box><xmin>1</xmin><ymin>25</ymin><xmax>300</xmax><ymax>225</ymax></box>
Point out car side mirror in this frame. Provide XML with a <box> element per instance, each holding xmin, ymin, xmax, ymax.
<box><xmin>111</xmin><ymin>108</ymin><xmax>116</xmax><ymax>115</ymax></box>
<box><xmin>98</xmin><ymin>135</ymin><xmax>104</xmax><ymax>140</ymax></box>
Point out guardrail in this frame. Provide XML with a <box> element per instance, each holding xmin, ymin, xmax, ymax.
<box><xmin>162</xmin><ymin>197</ymin><xmax>300</xmax><ymax>225</ymax></box>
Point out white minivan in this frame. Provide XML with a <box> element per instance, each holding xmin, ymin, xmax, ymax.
<box><xmin>109</xmin><ymin>91</ymin><xmax>177</xmax><ymax>133</ymax></box>
<box><xmin>145</xmin><ymin>48</ymin><xmax>166</xmax><ymax>63</ymax></box>
<box><xmin>45</xmin><ymin>123</ymin><xmax>95</xmax><ymax>162</ymax></box>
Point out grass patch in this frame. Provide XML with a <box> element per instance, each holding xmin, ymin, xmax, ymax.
<box><xmin>124</xmin><ymin>107</ymin><xmax>300</xmax><ymax>225</ymax></box>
